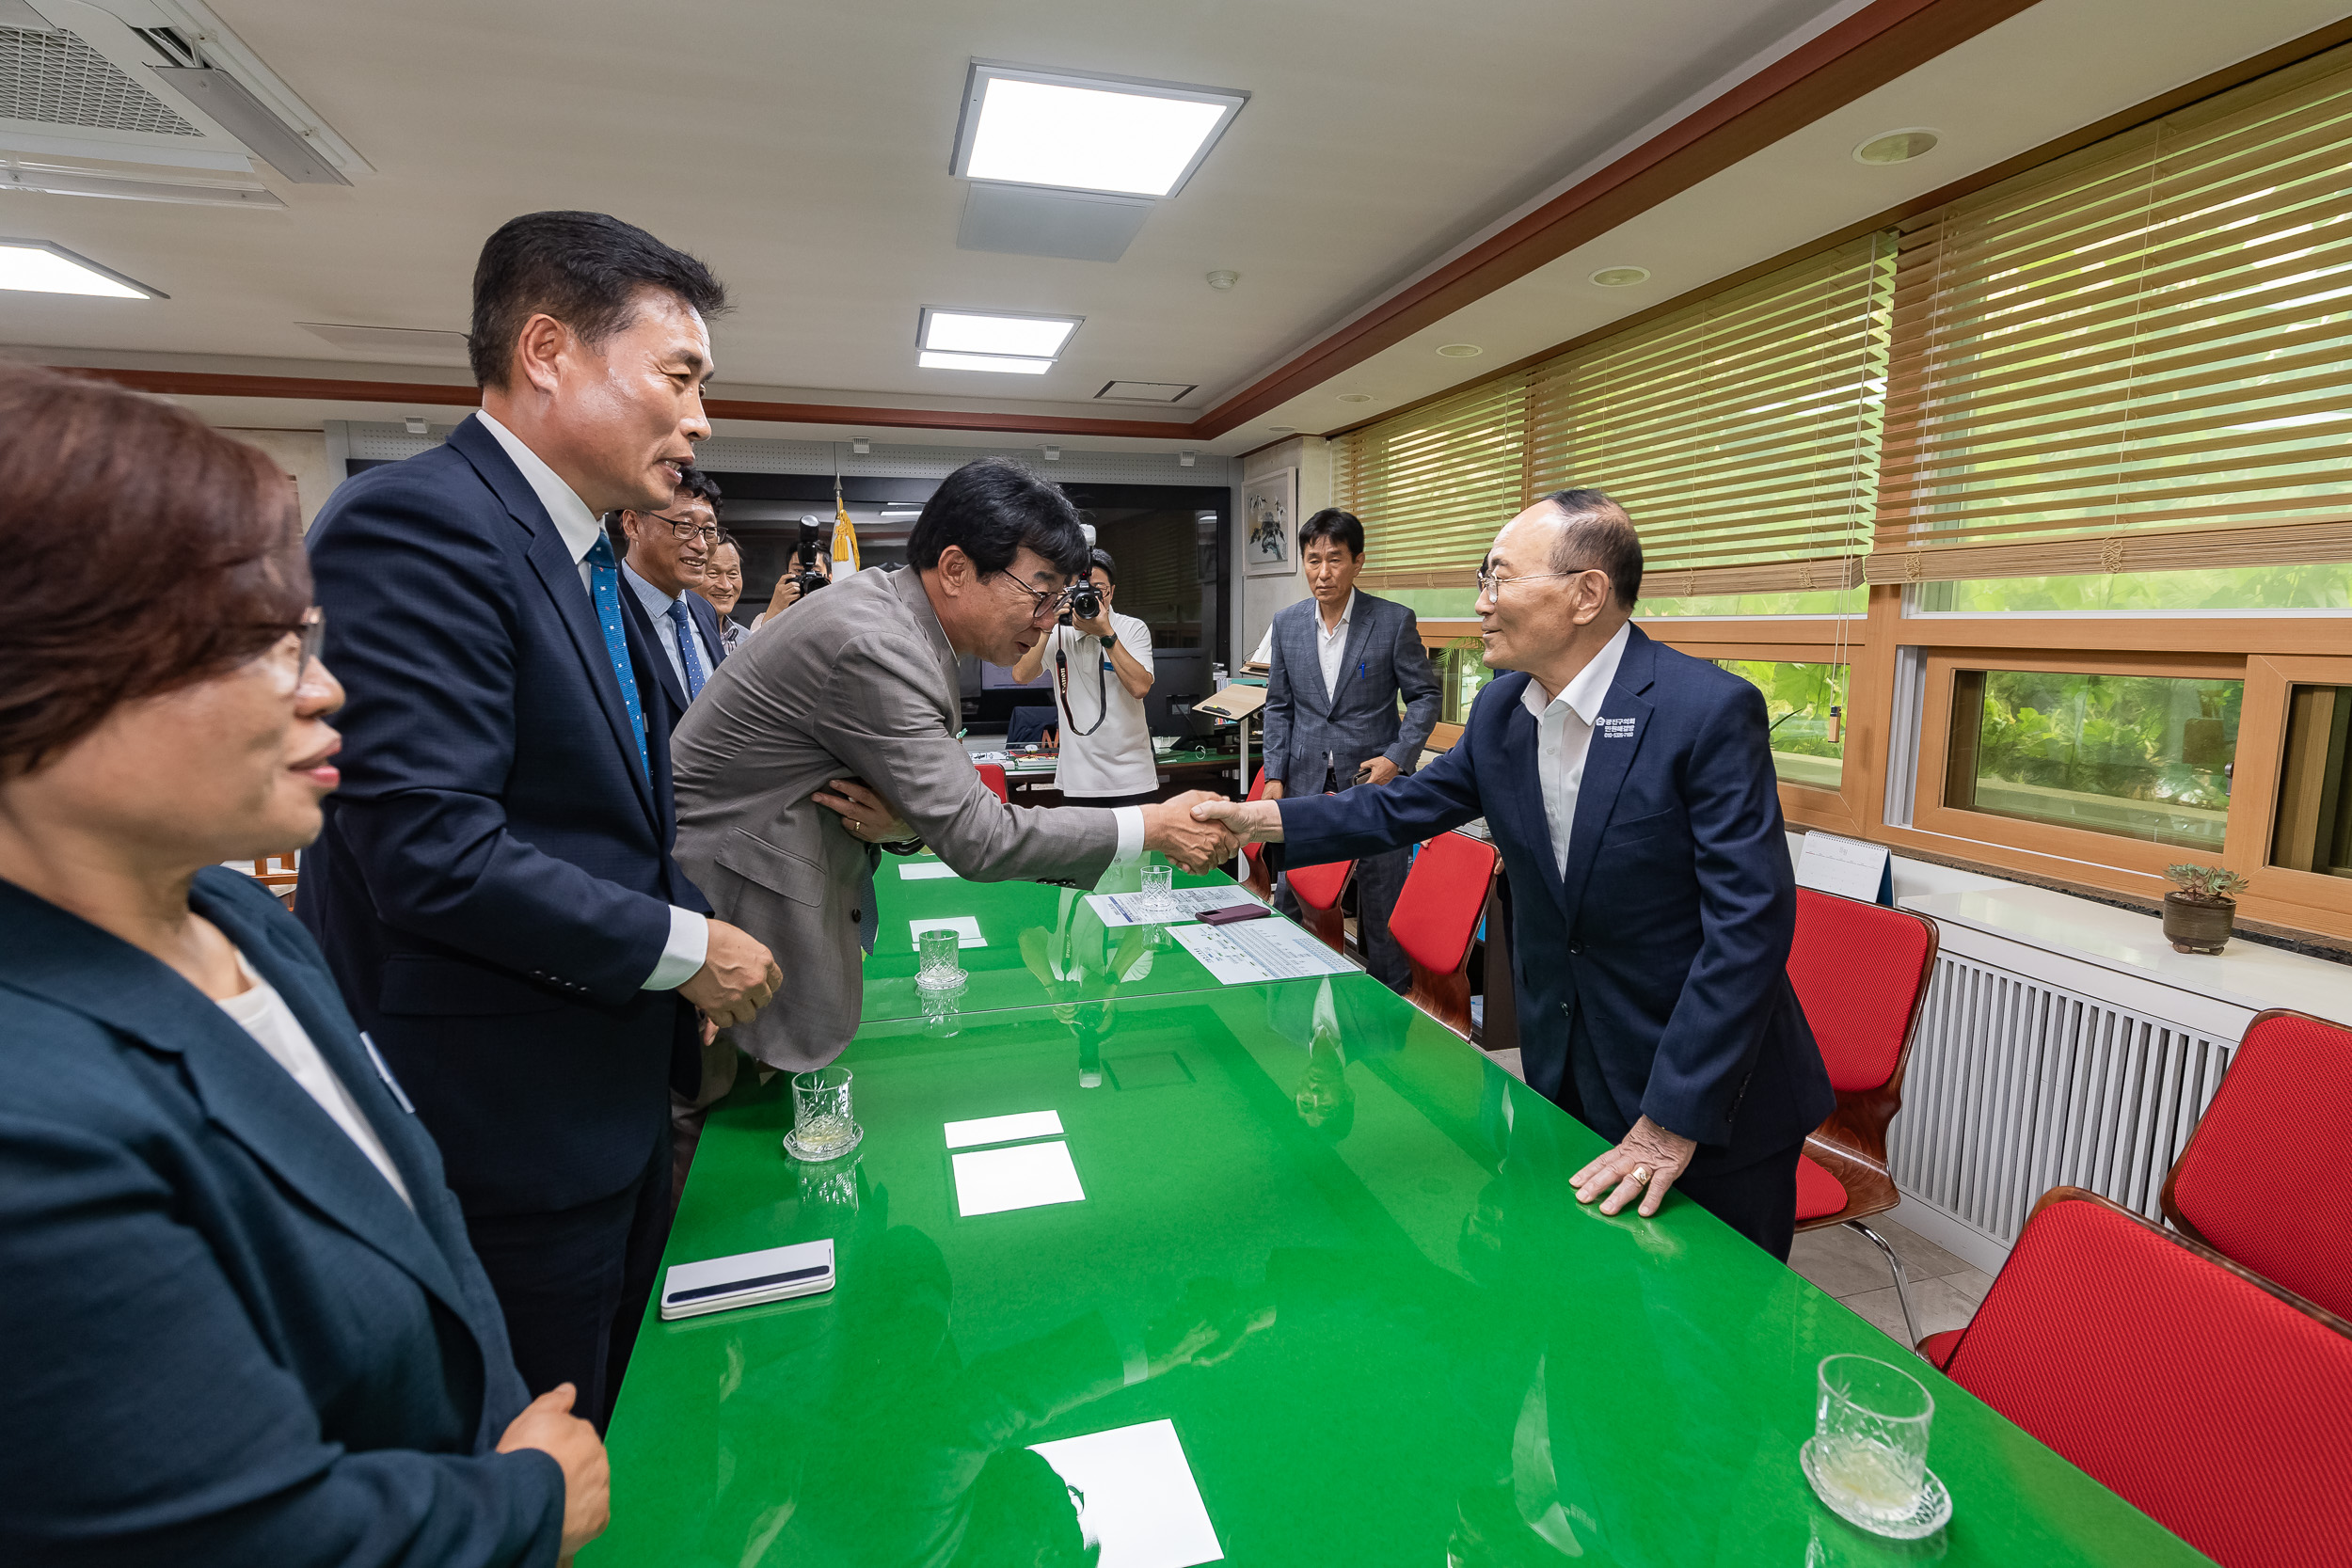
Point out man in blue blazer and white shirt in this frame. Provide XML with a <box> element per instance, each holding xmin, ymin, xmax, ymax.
<box><xmin>1258</xmin><ymin>508</ymin><xmax>1440</xmax><ymax>990</ymax></box>
<box><xmin>302</xmin><ymin>213</ymin><xmax>782</xmax><ymax>1422</ymax></box>
<box><xmin>1200</xmin><ymin>490</ymin><xmax>1832</xmax><ymax>1259</ymax></box>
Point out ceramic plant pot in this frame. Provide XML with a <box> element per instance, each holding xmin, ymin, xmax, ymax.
<box><xmin>2162</xmin><ymin>892</ymin><xmax>2234</xmax><ymax>955</ymax></box>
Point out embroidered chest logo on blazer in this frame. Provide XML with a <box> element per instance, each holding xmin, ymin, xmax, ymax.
<box><xmin>1597</xmin><ymin>716</ymin><xmax>1638</xmax><ymax>740</ymax></box>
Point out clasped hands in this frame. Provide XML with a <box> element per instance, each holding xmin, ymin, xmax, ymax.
<box><xmin>814</xmin><ymin>777</ymin><xmax>1245</xmax><ymax>873</ymax></box>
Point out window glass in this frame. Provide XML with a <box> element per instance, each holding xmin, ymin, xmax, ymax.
<box><xmin>1915</xmin><ymin>564</ymin><xmax>2352</xmax><ymax>615</ymax></box>
<box><xmin>2273</xmin><ymin>686</ymin><xmax>2352</xmax><ymax>877</ymax></box>
<box><xmin>1715</xmin><ymin>659</ymin><xmax>1846</xmax><ymax>790</ymax></box>
<box><xmin>1434</xmin><ymin>641</ymin><xmax>1499</xmax><ymax>724</ymax></box>
<box><xmin>1946</xmin><ymin>670</ymin><xmax>2240</xmax><ymax>849</ymax></box>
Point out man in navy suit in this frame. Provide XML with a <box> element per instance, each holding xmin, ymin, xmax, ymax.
<box><xmin>609</xmin><ymin>463</ymin><xmax>729</xmax><ymax>718</ymax></box>
<box><xmin>1199</xmin><ymin>491</ymin><xmax>1832</xmax><ymax>1259</ymax></box>
<box><xmin>302</xmin><ymin>212</ymin><xmax>782</xmax><ymax>1422</ymax></box>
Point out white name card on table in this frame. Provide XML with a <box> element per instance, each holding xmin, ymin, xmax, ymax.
<box><xmin>951</xmin><ymin>1140</ymin><xmax>1087</xmax><ymax>1217</ymax></box>
<box><xmin>909</xmin><ymin>915</ymin><xmax>985</xmax><ymax>949</ymax></box>
<box><xmin>1170</xmin><ymin>918</ymin><xmax>1352</xmax><ymax>985</ymax></box>
<box><xmin>1029</xmin><ymin>1419</ymin><xmax>1225</xmax><ymax>1568</ymax></box>
<box><xmin>898</xmin><ymin>861</ymin><xmax>960</xmax><ymax>880</ymax></box>
<box><xmin>1086</xmin><ymin>885</ymin><xmax>1263</xmax><ymax>927</ymax></box>
<box><xmin>1797</xmin><ymin>831</ymin><xmax>1893</xmax><ymax>905</ymax></box>
<box><xmin>944</xmin><ymin>1109</ymin><xmax>1064</xmax><ymax>1149</ymax></box>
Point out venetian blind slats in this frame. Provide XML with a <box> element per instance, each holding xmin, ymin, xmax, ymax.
<box><xmin>1336</xmin><ymin>375</ymin><xmax>1530</xmax><ymax>589</ymax></box>
<box><xmin>1868</xmin><ymin>53</ymin><xmax>2352</xmax><ymax>583</ymax></box>
<box><xmin>1526</xmin><ymin>232</ymin><xmax>1894</xmax><ymax>595</ymax></box>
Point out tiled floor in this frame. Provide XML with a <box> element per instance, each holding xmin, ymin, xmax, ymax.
<box><xmin>1481</xmin><ymin>1044</ymin><xmax>1994</xmax><ymax>1350</ymax></box>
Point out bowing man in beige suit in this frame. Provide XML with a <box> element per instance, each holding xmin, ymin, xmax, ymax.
<box><xmin>671</xmin><ymin>457</ymin><xmax>1237</xmax><ymax>1071</ymax></box>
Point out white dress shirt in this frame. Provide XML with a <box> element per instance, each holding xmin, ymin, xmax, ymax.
<box><xmin>1520</xmin><ymin>622</ymin><xmax>1632</xmax><ymax>879</ymax></box>
<box><xmin>1314</xmin><ymin>590</ymin><xmax>1356</xmax><ymax>703</ymax></box>
<box><xmin>622</xmin><ymin>560</ymin><xmax>720</xmax><ymax>700</ymax></box>
<box><xmin>217</xmin><ymin>952</ymin><xmax>412</xmax><ymax>1208</ymax></box>
<box><xmin>474</xmin><ymin>412</ymin><xmax>708</xmax><ymax>990</ymax></box>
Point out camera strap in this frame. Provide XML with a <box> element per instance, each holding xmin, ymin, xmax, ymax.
<box><xmin>1054</xmin><ymin>625</ymin><xmax>1113</xmax><ymax>737</ymax></box>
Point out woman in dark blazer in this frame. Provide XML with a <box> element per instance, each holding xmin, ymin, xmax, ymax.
<box><xmin>0</xmin><ymin>367</ymin><xmax>605</xmax><ymax>1566</ymax></box>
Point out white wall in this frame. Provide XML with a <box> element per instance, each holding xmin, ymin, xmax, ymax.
<box><xmin>1234</xmin><ymin>436</ymin><xmax>1333</xmax><ymax>662</ymax></box>
<box><xmin>218</xmin><ymin>427</ymin><xmax>338</xmax><ymax>531</ymax></box>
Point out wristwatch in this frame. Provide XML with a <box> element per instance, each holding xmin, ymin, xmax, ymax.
<box><xmin>1101</xmin><ymin>632</ymin><xmax>1119</xmax><ymax>651</ymax></box>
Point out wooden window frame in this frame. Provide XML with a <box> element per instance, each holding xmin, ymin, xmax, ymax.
<box><xmin>2227</xmin><ymin>656</ymin><xmax>2352</xmax><ymax>928</ymax></box>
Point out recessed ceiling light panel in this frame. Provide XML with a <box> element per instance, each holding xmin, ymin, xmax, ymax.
<box><xmin>1590</xmin><ymin>266</ymin><xmax>1650</xmax><ymax>288</ymax></box>
<box><xmin>918</xmin><ymin>350</ymin><xmax>1055</xmax><ymax>375</ymax></box>
<box><xmin>917</xmin><ymin>307</ymin><xmax>1080</xmax><ymax>375</ymax></box>
<box><xmin>953</xmin><ymin>61</ymin><xmax>1248</xmax><ymax>198</ymax></box>
<box><xmin>1854</xmin><ymin>128</ymin><xmax>1941</xmax><ymax>166</ymax></box>
<box><xmin>0</xmin><ymin>238</ymin><xmax>161</xmax><ymax>298</ymax></box>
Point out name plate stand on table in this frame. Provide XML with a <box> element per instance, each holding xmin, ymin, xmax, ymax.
<box><xmin>1796</xmin><ymin>831</ymin><xmax>1893</xmax><ymax>906</ymax></box>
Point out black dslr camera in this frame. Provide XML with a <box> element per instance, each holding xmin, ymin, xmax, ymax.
<box><xmin>787</xmin><ymin>516</ymin><xmax>831</xmax><ymax>598</ymax></box>
<box><xmin>1059</xmin><ymin>577</ymin><xmax>1103</xmax><ymax>626</ymax></box>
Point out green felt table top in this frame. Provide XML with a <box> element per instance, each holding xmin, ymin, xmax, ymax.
<box><xmin>591</xmin><ymin>971</ymin><xmax>2202</xmax><ymax>1568</ymax></box>
<box><xmin>860</xmin><ymin>854</ymin><xmax>1257</xmax><ymax>1024</ymax></box>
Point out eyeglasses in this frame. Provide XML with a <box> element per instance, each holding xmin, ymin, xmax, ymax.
<box><xmin>646</xmin><ymin>511</ymin><xmax>720</xmax><ymax>546</ymax></box>
<box><xmin>991</xmin><ymin>571</ymin><xmax>1069</xmax><ymax>624</ymax></box>
<box><xmin>249</xmin><ymin>607</ymin><xmax>326</xmax><ymax>694</ymax></box>
<box><xmin>1474</xmin><ymin>564</ymin><xmax>1599</xmax><ymax>600</ymax></box>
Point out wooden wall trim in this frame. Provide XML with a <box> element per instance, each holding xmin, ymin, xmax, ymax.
<box><xmin>48</xmin><ymin>366</ymin><xmax>1196</xmax><ymax>442</ymax></box>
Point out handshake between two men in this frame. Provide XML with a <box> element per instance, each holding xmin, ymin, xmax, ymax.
<box><xmin>817</xmin><ymin>779</ymin><xmax>1244</xmax><ymax>871</ymax></box>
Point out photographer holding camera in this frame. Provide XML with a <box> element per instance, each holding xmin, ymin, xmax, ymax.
<box><xmin>747</xmin><ymin>517</ymin><xmax>834</xmax><ymax>633</ymax></box>
<box><xmin>1009</xmin><ymin>547</ymin><xmax>1159</xmax><ymax>807</ymax></box>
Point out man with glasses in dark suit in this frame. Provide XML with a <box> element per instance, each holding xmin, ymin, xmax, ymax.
<box><xmin>610</xmin><ymin>465</ymin><xmax>730</xmax><ymax>717</ymax></box>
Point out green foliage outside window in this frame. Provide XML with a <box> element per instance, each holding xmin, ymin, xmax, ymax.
<box><xmin>1714</xmin><ymin>660</ymin><xmax>1844</xmax><ymax>790</ymax></box>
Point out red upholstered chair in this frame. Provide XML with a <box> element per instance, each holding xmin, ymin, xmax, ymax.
<box><xmin>1390</xmin><ymin>831</ymin><xmax>1499</xmax><ymax>1038</ymax></box>
<box><xmin>1239</xmin><ymin>767</ymin><xmax>1274</xmax><ymax>897</ymax></box>
<box><xmin>1785</xmin><ymin>888</ymin><xmax>1940</xmax><ymax>1349</ymax></box>
<box><xmin>2161</xmin><ymin>1007</ymin><xmax>2352</xmax><ymax>1323</ymax></box>
<box><xmin>977</xmin><ymin>764</ymin><xmax>1010</xmax><ymax>804</ymax></box>
<box><xmin>1285</xmin><ymin>856</ymin><xmax>1354</xmax><ymax>957</ymax></box>
<box><xmin>1941</xmin><ymin>1188</ymin><xmax>2352</xmax><ymax>1568</ymax></box>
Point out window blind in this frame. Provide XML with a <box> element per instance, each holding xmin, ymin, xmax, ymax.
<box><xmin>1870</xmin><ymin>50</ymin><xmax>2352</xmax><ymax>584</ymax></box>
<box><xmin>1526</xmin><ymin>233</ymin><xmax>1895</xmax><ymax>599</ymax></box>
<box><xmin>1336</xmin><ymin>374</ymin><xmax>1529</xmax><ymax>592</ymax></box>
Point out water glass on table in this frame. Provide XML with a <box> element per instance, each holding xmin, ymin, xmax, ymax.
<box><xmin>1140</xmin><ymin>863</ymin><xmax>1176</xmax><ymax>919</ymax></box>
<box><xmin>915</xmin><ymin>926</ymin><xmax>965</xmax><ymax>991</ymax></box>
<box><xmin>787</xmin><ymin>1066</ymin><xmax>861</xmax><ymax>1161</ymax></box>
<box><xmin>1804</xmin><ymin>1354</ymin><xmax>1943</xmax><ymax>1536</ymax></box>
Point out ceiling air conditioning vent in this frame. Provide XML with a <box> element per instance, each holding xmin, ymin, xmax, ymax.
<box><xmin>1095</xmin><ymin>380</ymin><xmax>1197</xmax><ymax>403</ymax></box>
<box><xmin>0</xmin><ymin>24</ymin><xmax>198</xmax><ymax>135</ymax></box>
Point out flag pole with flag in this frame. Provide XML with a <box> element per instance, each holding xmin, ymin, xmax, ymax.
<box><xmin>831</xmin><ymin>479</ymin><xmax>859</xmax><ymax>579</ymax></box>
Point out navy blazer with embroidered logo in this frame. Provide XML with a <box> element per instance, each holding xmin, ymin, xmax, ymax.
<box><xmin>1277</xmin><ymin>625</ymin><xmax>1833</xmax><ymax>1167</ymax></box>
<box><xmin>300</xmin><ymin>414</ymin><xmax>708</xmax><ymax>1214</ymax></box>
<box><xmin>0</xmin><ymin>869</ymin><xmax>561</xmax><ymax>1567</ymax></box>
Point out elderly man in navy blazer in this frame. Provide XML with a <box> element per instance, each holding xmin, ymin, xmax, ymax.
<box><xmin>1200</xmin><ymin>490</ymin><xmax>1832</xmax><ymax>1259</ymax></box>
<box><xmin>1258</xmin><ymin>508</ymin><xmax>1440</xmax><ymax>991</ymax></box>
<box><xmin>302</xmin><ymin>212</ymin><xmax>782</xmax><ymax>1423</ymax></box>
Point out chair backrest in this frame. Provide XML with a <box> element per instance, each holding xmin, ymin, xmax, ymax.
<box><xmin>1008</xmin><ymin>705</ymin><xmax>1058</xmax><ymax>748</ymax></box>
<box><xmin>1944</xmin><ymin>1189</ymin><xmax>2352</xmax><ymax>1568</ymax></box>
<box><xmin>2163</xmin><ymin>1007</ymin><xmax>2352</xmax><ymax>1323</ymax></box>
<box><xmin>1389</xmin><ymin>832</ymin><xmax>1497</xmax><ymax>975</ymax></box>
<box><xmin>1286</xmin><ymin>856</ymin><xmax>1353</xmax><ymax>913</ymax></box>
<box><xmin>1786</xmin><ymin>888</ymin><xmax>1938</xmax><ymax>1096</ymax></box>
<box><xmin>977</xmin><ymin>764</ymin><xmax>1009</xmax><ymax>803</ymax></box>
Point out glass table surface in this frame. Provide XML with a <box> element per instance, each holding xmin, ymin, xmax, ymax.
<box><xmin>862</xmin><ymin>854</ymin><xmax>1267</xmax><ymax>1023</ymax></box>
<box><xmin>593</xmin><ymin>974</ymin><xmax>2203</xmax><ymax>1568</ymax></box>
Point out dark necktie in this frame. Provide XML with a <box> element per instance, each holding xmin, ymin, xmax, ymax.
<box><xmin>667</xmin><ymin>598</ymin><xmax>707</xmax><ymax>701</ymax></box>
<box><xmin>583</xmin><ymin>537</ymin><xmax>650</xmax><ymax>781</ymax></box>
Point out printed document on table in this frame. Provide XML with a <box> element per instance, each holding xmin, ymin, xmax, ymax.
<box><xmin>1170</xmin><ymin>918</ymin><xmax>1353</xmax><ymax>985</ymax></box>
<box><xmin>1086</xmin><ymin>885</ymin><xmax>1263</xmax><ymax>927</ymax></box>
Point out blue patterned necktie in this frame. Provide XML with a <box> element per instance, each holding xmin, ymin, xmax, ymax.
<box><xmin>583</xmin><ymin>536</ymin><xmax>650</xmax><ymax>782</ymax></box>
<box><xmin>667</xmin><ymin>598</ymin><xmax>707</xmax><ymax>701</ymax></box>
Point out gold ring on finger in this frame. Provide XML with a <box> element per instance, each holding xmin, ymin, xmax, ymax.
<box><xmin>1630</xmin><ymin>1164</ymin><xmax>1653</xmax><ymax>1185</ymax></box>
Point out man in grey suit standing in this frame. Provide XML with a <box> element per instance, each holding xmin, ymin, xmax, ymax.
<box><xmin>672</xmin><ymin>457</ymin><xmax>1237</xmax><ymax>1071</ymax></box>
<box><xmin>1260</xmin><ymin>508</ymin><xmax>1441</xmax><ymax>990</ymax></box>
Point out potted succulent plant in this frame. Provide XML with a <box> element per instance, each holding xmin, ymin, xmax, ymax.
<box><xmin>2162</xmin><ymin>863</ymin><xmax>2249</xmax><ymax>954</ymax></box>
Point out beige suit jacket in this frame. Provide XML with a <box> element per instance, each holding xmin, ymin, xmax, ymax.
<box><xmin>672</xmin><ymin>566</ymin><xmax>1120</xmax><ymax>1069</ymax></box>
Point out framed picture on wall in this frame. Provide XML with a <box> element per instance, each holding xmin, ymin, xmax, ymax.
<box><xmin>1243</xmin><ymin>467</ymin><xmax>1296</xmax><ymax>577</ymax></box>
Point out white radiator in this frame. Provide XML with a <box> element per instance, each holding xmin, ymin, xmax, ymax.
<box><xmin>1879</xmin><ymin>887</ymin><xmax>2310</xmax><ymax>1276</ymax></box>
<box><xmin>1889</xmin><ymin>952</ymin><xmax>2233</xmax><ymax>1261</ymax></box>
